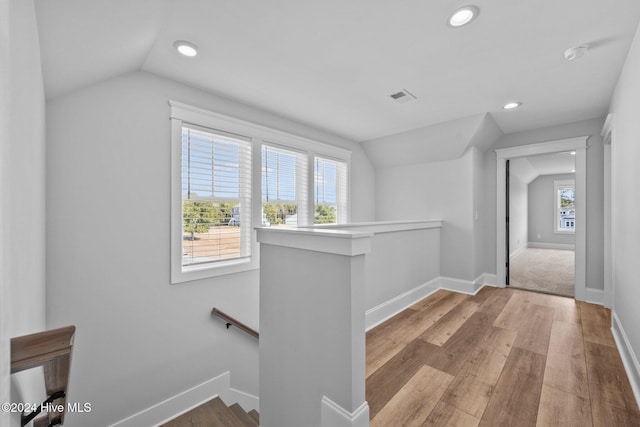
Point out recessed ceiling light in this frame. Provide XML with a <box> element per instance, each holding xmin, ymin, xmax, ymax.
<box><xmin>571</xmin><ymin>169</ymin><xmax>576</xmax><ymax>173</ymax></box>
<box><xmin>448</xmin><ymin>5</ymin><xmax>480</xmax><ymax>28</ymax></box>
<box><xmin>174</xmin><ymin>40</ymin><xmax>198</xmax><ymax>57</ymax></box>
<box><xmin>503</xmin><ymin>102</ymin><xmax>522</xmax><ymax>110</ymax></box>
<box><xmin>570</xmin><ymin>151</ymin><xmax>576</xmax><ymax>155</ymax></box>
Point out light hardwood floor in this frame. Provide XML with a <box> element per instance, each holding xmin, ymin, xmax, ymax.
<box><xmin>366</xmin><ymin>287</ymin><xmax>640</xmax><ymax>427</ymax></box>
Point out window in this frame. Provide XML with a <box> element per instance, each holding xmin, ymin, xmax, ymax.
<box><xmin>182</xmin><ymin>126</ymin><xmax>252</xmax><ymax>267</ymax></box>
<box><xmin>314</xmin><ymin>156</ymin><xmax>348</xmax><ymax>224</ymax></box>
<box><xmin>262</xmin><ymin>144</ymin><xmax>308</xmax><ymax>226</ymax></box>
<box><xmin>555</xmin><ymin>179</ymin><xmax>575</xmax><ymax>233</ymax></box>
<box><xmin>171</xmin><ymin>101</ymin><xmax>350</xmax><ymax>283</ymax></box>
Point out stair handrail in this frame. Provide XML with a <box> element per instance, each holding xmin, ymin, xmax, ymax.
<box><xmin>211</xmin><ymin>307</ymin><xmax>259</xmax><ymax>339</ymax></box>
<box><xmin>11</xmin><ymin>325</ymin><xmax>76</xmax><ymax>426</ymax></box>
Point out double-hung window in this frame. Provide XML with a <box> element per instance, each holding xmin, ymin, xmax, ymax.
<box><xmin>262</xmin><ymin>144</ymin><xmax>308</xmax><ymax>226</ymax></box>
<box><xmin>182</xmin><ymin>126</ymin><xmax>252</xmax><ymax>263</ymax></box>
<box><xmin>554</xmin><ymin>179</ymin><xmax>575</xmax><ymax>233</ymax></box>
<box><xmin>314</xmin><ymin>156</ymin><xmax>348</xmax><ymax>224</ymax></box>
<box><xmin>177</xmin><ymin>124</ymin><xmax>252</xmax><ymax>281</ymax></box>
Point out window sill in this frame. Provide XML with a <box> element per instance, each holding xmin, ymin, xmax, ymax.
<box><xmin>171</xmin><ymin>257</ymin><xmax>257</xmax><ymax>284</ymax></box>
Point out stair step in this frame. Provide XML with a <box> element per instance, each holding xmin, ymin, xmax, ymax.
<box><xmin>207</xmin><ymin>397</ymin><xmax>248</xmax><ymax>427</ymax></box>
<box><xmin>248</xmin><ymin>409</ymin><xmax>260</xmax><ymax>425</ymax></box>
<box><xmin>229</xmin><ymin>403</ymin><xmax>259</xmax><ymax>427</ymax></box>
<box><xmin>159</xmin><ymin>396</ymin><xmax>260</xmax><ymax>427</ymax></box>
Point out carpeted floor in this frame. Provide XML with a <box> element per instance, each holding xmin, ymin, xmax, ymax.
<box><xmin>509</xmin><ymin>248</ymin><xmax>575</xmax><ymax>297</ymax></box>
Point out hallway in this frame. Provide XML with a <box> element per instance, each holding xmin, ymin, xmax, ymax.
<box><xmin>366</xmin><ymin>287</ymin><xmax>639</xmax><ymax>426</ymax></box>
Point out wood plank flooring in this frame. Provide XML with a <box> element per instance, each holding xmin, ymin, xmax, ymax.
<box><xmin>366</xmin><ymin>287</ymin><xmax>640</xmax><ymax>426</ymax></box>
<box><xmin>160</xmin><ymin>397</ymin><xmax>258</xmax><ymax>427</ymax></box>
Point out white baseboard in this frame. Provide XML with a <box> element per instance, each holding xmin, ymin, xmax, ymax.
<box><xmin>225</xmin><ymin>387</ymin><xmax>259</xmax><ymax>413</ymax></box>
<box><xmin>476</xmin><ymin>273</ymin><xmax>497</xmax><ymax>287</ymax></box>
<box><xmin>510</xmin><ymin>245</ymin><xmax>527</xmax><ymax>260</ymax></box>
<box><xmin>585</xmin><ymin>288</ymin><xmax>604</xmax><ymax>305</ymax></box>
<box><xmin>611</xmin><ymin>311</ymin><xmax>640</xmax><ymax>411</ymax></box>
<box><xmin>440</xmin><ymin>276</ymin><xmax>485</xmax><ymax>295</ymax></box>
<box><xmin>366</xmin><ymin>277</ymin><xmax>440</xmax><ymax>330</ymax></box>
<box><xmin>321</xmin><ymin>396</ymin><xmax>369</xmax><ymax>427</ymax></box>
<box><xmin>109</xmin><ymin>371</ymin><xmax>259</xmax><ymax>427</ymax></box>
<box><xmin>366</xmin><ymin>275</ymin><xmax>497</xmax><ymax>330</ymax></box>
<box><xmin>527</xmin><ymin>242</ymin><xmax>575</xmax><ymax>251</ymax></box>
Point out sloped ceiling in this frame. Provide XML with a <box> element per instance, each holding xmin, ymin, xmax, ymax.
<box><xmin>363</xmin><ymin>113</ymin><xmax>501</xmax><ymax>168</ymax></box>
<box><xmin>526</xmin><ymin>152</ymin><xmax>577</xmax><ymax>177</ymax></box>
<box><xmin>35</xmin><ymin>0</ymin><xmax>640</xmax><ymax>146</ymax></box>
<box><xmin>35</xmin><ymin>0</ymin><xmax>174</xmax><ymax>98</ymax></box>
<box><xmin>510</xmin><ymin>158</ymin><xmax>539</xmax><ymax>184</ymax></box>
<box><xmin>511</xmin><ymin>152</ymin><xmax>576</xmax><ymax>184</ymax></box>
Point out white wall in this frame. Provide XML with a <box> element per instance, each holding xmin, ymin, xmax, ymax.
<box><xmin>45</xmin><ymin>71</ymin><xmax>375</xmax><ymax>427</ymax></box>
<box><xmin>4</xmin><ymin>2</ymin><xmax>47</xmax><ymax>426</ymax></box>
<box><xmin>376</xmin><ymin>150</ymin><xmax>475</xmax><ymax>281</ymax></box>
<box><xmin>483</xmin><ymin>118</ymin><xmax>605</xmax><ymax>291</ymax></box>
<box><xmin>364</xmin><ymin>228</ymin><xmax>440</xmax><ymax>310</ymax></box>
<box><xmin>608</xmin><ymin>20</ymin><xmax>640</xmax><ymax>387</ymax></box>
<box><xmin>508</xmin><ymin>173</ymin><xmax>528</xmax><ymax>258</ymax></box>
<box><xmin>528</xmin><ymin>173</ymin><xmax>576</xmax><ymax>247</ymax></box>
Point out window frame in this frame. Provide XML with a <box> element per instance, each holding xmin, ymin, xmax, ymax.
<box><xmin>170</xmin><ymin>101</ymin><xmax>350</xmax><ymax>283</ymax></box>
<box><xmin>554</xmin><ymin>179</ymin><xmax>576</xmax><ymax>234</ymax></box>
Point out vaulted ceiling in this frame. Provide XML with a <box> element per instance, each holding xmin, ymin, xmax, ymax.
<box><xmin>35</xmin><ymin>0</ymin><xmax>640</xmax><ymax>143</ymax></box>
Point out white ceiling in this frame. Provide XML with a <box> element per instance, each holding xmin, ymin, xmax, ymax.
<box><xmin>511</xmin><ymin>152</ymin><xmax>576</xmax><ymax>184</ymax></box>
<box><xmin>35</xmin><ymin>0</ymin><xmax>640</xmax><ymax>142</ymax></box>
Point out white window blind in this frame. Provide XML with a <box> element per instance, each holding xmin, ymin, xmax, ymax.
<box><xmin>262</xmin><ymin>144</ymin><xmax>308</xmax><ymax>226</ymax></box>
<box><xmin>314</xmin><ymin>156</ymin><xmax>348</xmax><ymax>224</ymax></box>
<box><xmin>182</xmin><ymin>126</ymin><xmax>252</xmax><ymax>267</ymax></box>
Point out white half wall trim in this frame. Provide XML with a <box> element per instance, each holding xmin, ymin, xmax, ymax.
<box><xmin>109</xmin><ymin>372</ymin><xmax>258</xmax><ymax>427</ymax></box>
<box><xmin>321</xmin><ymin>397</ymin><xmax>370</xmax><ymax>427</ymax></box>
<box><xmin>612</xmin><ymin>312</ymin><xmax>640</xmax><ymax>411</ymax></box>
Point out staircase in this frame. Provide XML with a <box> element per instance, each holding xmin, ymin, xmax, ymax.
<box><xmin>160</xmin><ymin>396</ymin><xmax>259</xmax><ymax>427</ymax></box>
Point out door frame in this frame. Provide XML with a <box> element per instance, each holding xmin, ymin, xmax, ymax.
<box><xmin>602</xmin><ymin>114</ymin><xmax>614</xmax><ymax>308</ymax></box>
<box><xmin>495</xmin><ymin>136</ymin><xmax>588</xmax><ymax>301</ymax></box>
<box><xmin>505</xmin><ymin>159</ymin><xmax>510</xmax><ymax>285</ymax></box>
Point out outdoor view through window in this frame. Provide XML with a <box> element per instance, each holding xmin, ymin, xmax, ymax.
<box><xmin>181</xmin><ymin>127</ymin><xmax>252</xmax><ymax>267</ymax></box>
<box><xmin>557</xmin><ymin>183</ymin><xmax>575</xmax><ymax>232</ymax></box>
<box><xmin>182</xmin><ymin>127</ymin><xmax>347</xmax><ymax>269</ymax></box>
<box><xmin>261</xmin><ymin>144</ymin><xmax>307</xmax><ymax>227</ymax></box>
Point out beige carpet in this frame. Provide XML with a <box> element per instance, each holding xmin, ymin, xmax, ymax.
<box><xmin>509</xmin><ymin>248</ymin><xmax>575</xmax><ymax>297</ymax></box>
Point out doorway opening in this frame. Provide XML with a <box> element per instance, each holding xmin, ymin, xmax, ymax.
<box><xmin>506</xmin><ymin>153</ymin><xmax>576</xmax><ymax>297</ymax></box>
<box><xmin>496</xmin><ymin>136</ymin><xmax>587</xmax><ymax>301</ymax></box>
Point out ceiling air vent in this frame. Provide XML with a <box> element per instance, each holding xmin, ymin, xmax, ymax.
<box><xmin>389</xmin><ymin>89</ymin><xmax>417</xmax><ymax>103</ymax></box>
